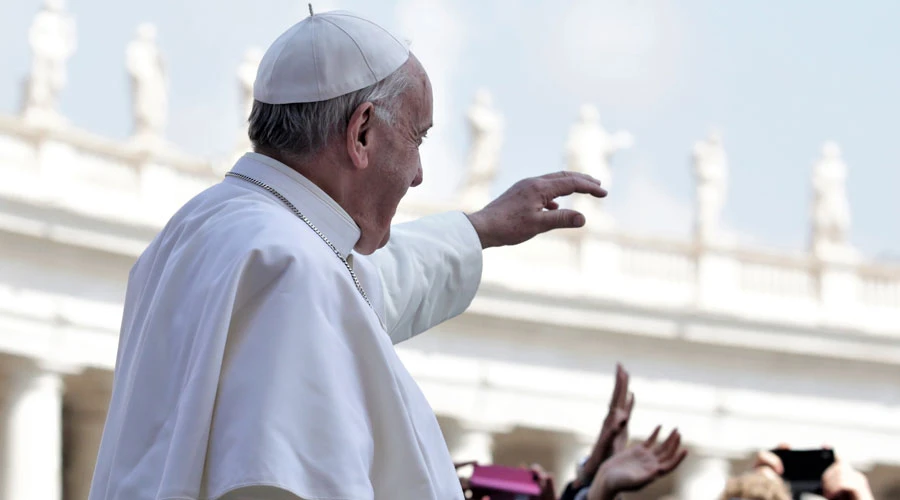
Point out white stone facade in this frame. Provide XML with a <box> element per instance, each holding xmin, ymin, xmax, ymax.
<box><xmin>2</xmin><ymin>108</ymin><xmax>900</xmax><ymax>499</ymax></box>
<box><xmin>2</xmin><ymin>6</ymin><xmax>900</xmax><ymax>499</ymax></box>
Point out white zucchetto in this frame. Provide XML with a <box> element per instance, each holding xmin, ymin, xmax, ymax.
<box><xmin>253</xmin><ymin>9</ymin><xmax>410</xmax><ymax>104</ymax></box>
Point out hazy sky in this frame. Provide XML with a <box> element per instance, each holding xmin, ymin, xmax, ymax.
<box><xmin>2</xmin><ymin>0</ymin><xmax>898</xmax><ymax>259</ymax></box>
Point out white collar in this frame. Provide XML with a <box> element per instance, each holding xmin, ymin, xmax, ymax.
<box><xmin>230</xmin><ymin>152</ymin><xmax>361</xmax><ymax>257</ymax></box>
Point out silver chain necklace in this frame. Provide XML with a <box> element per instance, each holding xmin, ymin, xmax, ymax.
<box><xmin>225</xmin><ymin>172</ymin><xmax>374</xmax><ymax>310</ymax></box>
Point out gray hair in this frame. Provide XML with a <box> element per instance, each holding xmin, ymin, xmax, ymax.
<box><xmin>248</xmin><ymin>65</ymin><xmax>412</xmax><ymax>160</ymax></box>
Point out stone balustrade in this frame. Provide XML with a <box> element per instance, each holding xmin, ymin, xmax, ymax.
<box><xmin>2</xmin><ymin>112</ymin><xmax>899</xmax><ymax>372</ymax></box>
<box><xmin>3</xmin><ymin>112</ymin><xmax>900</xmax><ymax>499</ymax></box>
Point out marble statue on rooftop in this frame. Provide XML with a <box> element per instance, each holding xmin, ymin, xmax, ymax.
<box><xmin>811</xmin><ymin>141</ymin><xmax>854</xmax><ymax>260</ymax></box>
<box><xmin>127</xmin><ymin>23</ymin><xmax>167</xmax><ymax>145</ymax></box>
<box><xmin>564</xmin><ymin>104</ymin><xmax>633</xmax><ymax>229</ymax></box>
<box><xmin>238</xmin><ymin>47</ymin><xmax>263</xmax><ymax>123</ymax></box>
<box><xmin>692</xmin><ymin>131</ymin><xmax>728</xmax><ymax>245</ymax></box>
<box><xmin>22</xmin><ymin>0</ymin><xmax>76</xmax><ymax>126</ymax></box>
<box><xmin>225</xmin><ymin>47</ymin><xmax>265</xmax><ymax>172</ymax></box>
<box><xmin>460</xmin><ymin>88</ymin><xmax>504</xmax><ymax>209</ymax></box>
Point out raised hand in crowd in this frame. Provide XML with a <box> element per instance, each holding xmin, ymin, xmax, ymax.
<box><xmin>560</xmin><ymin>364</ymin><xmax>688</xmax><ymax>500</ymax></box>
<box><xmin>573</xmin><ymin>364</ymin><xmax>635</xmax><ymax>490</ymax></box>
<box><xmin>458</xmin><ymin>363</ymin><xmax>688</xmax><ymax>500</ymax></box>
<box><xmin>585</xmin><ymin>426</ymin><xmax>688</xmax><ymax>500</ymax></box>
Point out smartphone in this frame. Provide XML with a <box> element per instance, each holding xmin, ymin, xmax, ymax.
<box><xmin>468</xmin><ymin>464</ymin><xmax>543</xmax><ymax>500</ymax></box>
<box><xmin>770</xmin><ymin>449</ymin><xmax>835</xmax><ymax>499</ymax></box>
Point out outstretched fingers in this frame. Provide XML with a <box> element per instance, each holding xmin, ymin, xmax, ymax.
<box><xmin>609</xmin><ymin>409</ymin><xmax>629</xmax><ymax>432</ymax></box>
<box><xmin>660</xmin><ymin>449</ymin><xmax>689</xmax><ymax>474</ymax></box>
<box><xmin>530</xmin><ymin>173</ymin><xmax>609</xmax><ymax>232</ymax></box>
<box><xmin>655</xmin><ymin>429</ymin><xmax>681</xmax><ymax>461</ymax></box>
<box><xmin>536</xmin><ymin>208</ymin><xmax>589</xmax><ymax>232</ymax></box>
<box><xmin>539</xmin><ymin>170</ymin><xmax>603</xmax><ymax>183</ymax></box>
<box><xmin>538</xmin><ymin>171</ymin><xmax>608</xmax><ymax>200</ymax></box>
<box><xmin>611</xmin><ymin>364</ymin><xmax>630</xmax><ymax>410</ymax></box>
<box><xmin>643</xmin><ymin>425</ymin><xmax>662</xmax><ymax>448</ymax></box>
<box><xmin>608</xmin><ymin>364</ymin><xmax>625</xmax><ymax>409</ymax></box>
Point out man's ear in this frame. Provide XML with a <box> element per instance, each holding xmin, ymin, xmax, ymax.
<box><xmin>346</xmin><ymin>102</ymin><xmax>375</xmax><ymax>170</ymax></box>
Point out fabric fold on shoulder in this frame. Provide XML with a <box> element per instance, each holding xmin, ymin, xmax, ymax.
<box><xmin>366</xmin><ymin>211</ymin><xmax>484</xmax><ymax>344</ymax></box>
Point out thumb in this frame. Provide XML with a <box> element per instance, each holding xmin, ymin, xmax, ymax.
<box><xmin>540</xmin><ymin>209</ymin><xmax>586</xmax><ymax>231</ymax></box>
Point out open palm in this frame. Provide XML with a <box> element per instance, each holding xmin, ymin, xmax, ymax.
<box><xmin>588</xmin><ymin>427</ymin><xmax>688</xmax><ymax>500</ymax></box>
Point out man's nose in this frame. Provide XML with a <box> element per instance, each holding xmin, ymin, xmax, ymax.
<box><xmin>411</xmin><ymin>166</ymin><xmax>423</xmax><ymax>187</ymax></box>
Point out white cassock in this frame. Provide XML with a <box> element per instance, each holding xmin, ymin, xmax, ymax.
<box><xmin>89</xmin><ymin>152</ymin><xmax>483</xmax><ymax>500</ymax></box>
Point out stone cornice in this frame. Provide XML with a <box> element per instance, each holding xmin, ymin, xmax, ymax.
<box><xmin>0</xmin><ymin>193</ymin><xmax>157</xmax><ymax>258</ymax></box>
<box><xmin>1</xmin><ymin>111</ymin><xmax>898</xmax><ymax>365</ymax></box>
<box><xmin>0</xmin><ymin>113</ymin><xmax>215</xmax><ymax>177</ymax></box>
<box><xmin>467</xmin><ymin>282</ymin><xmax>900</xmax><ymax>364</ymax></box>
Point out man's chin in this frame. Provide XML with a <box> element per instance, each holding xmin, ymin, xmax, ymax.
<box><xmin>354</xmin><ymin>228</ymin><xmax>391</xmax><ymax>255</ymax></box>
<box><xmin>377</xmin><ymin>227</ymin><xmax>392</xmax><ymax>249</ymax></box>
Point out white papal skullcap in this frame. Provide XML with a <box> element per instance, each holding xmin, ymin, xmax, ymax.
<box><xmin>253</xmin><ymin>7</ymin><xmax>410</xmax><ymax>104</ymax></box>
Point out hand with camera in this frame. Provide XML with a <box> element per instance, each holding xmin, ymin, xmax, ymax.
<box><xmin>753</xmin><ymin>446</ymin><xmax>873</xmax><ymax>500</ymax></box>
<box><xmin>585</xmin><ymin>426</ymin><xmax>688</xmax><ymax>500</ymax></box>
<box><xmin>821</xmin><ymin>457</ymin><xmax>874</xmax><ymax>500</ymax></box>
<box><xmin>456</xmin><ymin>461</ymin><xmax>557</xmax><ymax>500</ymax></box>
<box><xmin>532</xmin><ymin>463</ymin><xmax>560</xmax><ymax>500</ymax></box>
<box><xmin>753</xmin><ymin>445</ymin><xmax>791</xmax><ymax>480</ymax></box>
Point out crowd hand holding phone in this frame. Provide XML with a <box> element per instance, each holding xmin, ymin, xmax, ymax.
<box><xmin>822</xmin><ymin>458</ymin><xmax>874</xmax><ymax>500</ymax></box>
<box><xmin>754</xmin><ymin>446</ymin><xmax>874</xmax><ymax>500</ymax></box>
<box><xmin>454</xmin><ymin>363</ymin><xmax>634</xmax><ymax>500</ymax></box>
<box><xmin>532</xmin><ymin>464</ymin><xmax>559</xmax><ymax>500</ymax></box>
<box><xmin>454</xmin><ymin>461</ymin><xmax>556</xmax><ymax>500</ymax></box>
<box><xmin>574</xmin><ymin>364</ymin><xmax>635</xmax><ymax>490</ymax></box>
<box><xmin>585</xmin><ymin>426</ymin><xmax>688</xmax><ymax>500</ymax></box>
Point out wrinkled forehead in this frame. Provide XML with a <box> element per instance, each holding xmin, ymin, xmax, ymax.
<box><xmin>405</xmin><ymin>54</ymin><xmax>433</xmax><ymax>130</ymax></box>
<box><xmin>410</xmin><ymin>54</ymin><xmax>434</xmax><ymax>129</ymax></box>
<box><xmin>415</xmin><ymin>79</ymin><xmax>434</xmax><ymax>131</ymax></box>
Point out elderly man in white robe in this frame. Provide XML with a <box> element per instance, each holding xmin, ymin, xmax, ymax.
<box><xmin>89</xmin><ymin>9</ymin><xmax>609</xmax><ymax>500</ymax></box>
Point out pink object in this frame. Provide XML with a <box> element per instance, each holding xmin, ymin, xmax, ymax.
<box><xmin>469</xmin><ymin>464</ymin><xmax>542</xmax><ymax>496</ymax></box>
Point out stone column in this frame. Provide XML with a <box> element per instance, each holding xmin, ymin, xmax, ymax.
<box><xmin>63</xmin><ymin>370</ymin><xmax>113</xmax><ymax>500</ymax></box>
<box><xmin>448</xmin><ymin>425</ymin><xmax>495</xmax><ymax>466</ymax></box>
<box><xmin>675</xmin><ymin>452</ymin><xmax>731</xmax><ymax>500</ymax></box>
<box><xmin>1</xmin><ymin>366</ymin><xmax>64</xmax><ymax>500</ymax></box>
<box><xmin>66</xmin><ymin>408</ymin><xmax>107</xmax><ymax>500</ymax></box>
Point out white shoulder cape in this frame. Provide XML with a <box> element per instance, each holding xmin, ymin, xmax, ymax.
<box><xmin>90</xmin><ymin>172</ymin><xmax>482</xmax><ymax>500</ymax></box>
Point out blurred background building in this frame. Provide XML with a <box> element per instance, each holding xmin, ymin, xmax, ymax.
<box><xmin>1</xmin><ymin>1</ymin><xmax>900</xmax><ymax>499</ymax></box>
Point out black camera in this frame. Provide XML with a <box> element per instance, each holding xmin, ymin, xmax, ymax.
<box><xmin>770</xmin><ymin>448</ymin><xmax>835</xmax><ymax>500</ymax></box>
